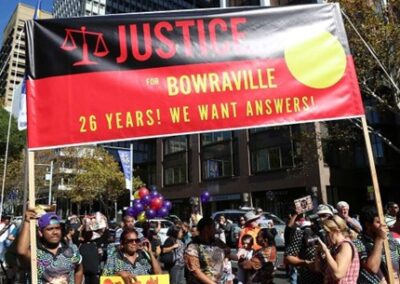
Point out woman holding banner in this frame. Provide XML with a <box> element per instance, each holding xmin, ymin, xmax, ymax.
<box><xmin>102</xmin><ymin>228</ymin><xmax>162</xmax><ymax>284</ymax></box>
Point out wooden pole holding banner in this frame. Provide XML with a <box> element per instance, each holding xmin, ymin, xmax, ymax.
<box><xmin>28</xmin><ymin>151</ymin><xmax>38</xmax><ymax>284</ymax></box>
<box><xmin>361</xmin><ymin>115</ymin><xmax>395</xmax><ymax>284</ymax></box>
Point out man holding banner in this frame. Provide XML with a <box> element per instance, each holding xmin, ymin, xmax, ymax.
<box><xmin>17</xmin><ymin>209</ymin><xmax>83</xmax><ymax>283</ymax></box>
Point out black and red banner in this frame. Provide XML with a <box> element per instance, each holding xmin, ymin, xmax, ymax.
<box><xmin>25</xmin><ymin>4</ymin><xmax>364</xmax><ymax>149</ymax></box>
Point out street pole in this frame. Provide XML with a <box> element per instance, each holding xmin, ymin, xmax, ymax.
<box><xmin>130</xmin><ymin>144</ymin><xmax>134</xmax><ymax>206</ymax></box>
<box><xmin>48</xmin><ymin>160</ymin><xmax>53</xmax><ymax>205</ymax></box>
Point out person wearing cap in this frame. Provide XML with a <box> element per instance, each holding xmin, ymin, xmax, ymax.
<box><xmin>17</xmin><ymin>209</ymin><xmax>83</xmax><ymax>284</ymax></box>
<box><xmin>336</xmin><ymin>201</ymin><xmax>362</xmax><ymax>233</ymax></box>
<box><xmin>238</xmin><ymin>212</ymin><xmax>262</xmax><ymax>251</ymax></box>
<box><xmin>284</xmin><ymin>204</ymin><xmax>334</xmax><ymax>284</ymax></box>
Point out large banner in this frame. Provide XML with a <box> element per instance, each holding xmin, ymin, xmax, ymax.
<box><xmin>25</xmin><ymin>4</ymin><xmax>364</xmax><ymax>149</ymax></box>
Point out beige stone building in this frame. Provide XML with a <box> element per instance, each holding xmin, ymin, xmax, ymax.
<box><xmin>0</xmin><ymin>3</ymin><xmax>51</xmax><ymax>109</ymax></box>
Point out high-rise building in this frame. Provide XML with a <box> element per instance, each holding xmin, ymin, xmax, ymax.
<box><xmin>0</xmin><ymin>4</ymin><xmax>51</xmax><ymax>109</ymax></box>
<box><xmin>53</xmin><ymin>0</ymin><xmax>215</xmax><ymax>18</ymax></box>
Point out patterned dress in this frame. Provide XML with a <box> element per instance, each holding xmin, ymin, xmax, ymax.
<box><xmin>37</xmin><ymin>242</ymin><xmax>82</xmax><ymax>284</ymax></box>
<box><xmin>102</xmin><ymin>249</ymin><xmax>153</xmax><ymax>276</ymax></box>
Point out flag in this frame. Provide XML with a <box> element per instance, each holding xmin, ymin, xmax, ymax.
<box><xmin>34</xmin><ymin>0</ymin><xmax>42</xmax><ymax>19</ymax></box>
<box><xmin>11</xmin><ymin>0</ymin><xmax>42</xmax><ymax>131</ymax></box>
<box><xmin>118</xmin><ymin>150</ymin><xmax>131</xmax><ymax>190</ymax></box>
<box><xmin>11</xmin><ymin>80</ymin><xmax>27</xmax><ymax>130</ymax></box>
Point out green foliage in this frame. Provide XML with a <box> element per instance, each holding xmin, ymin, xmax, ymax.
<box><xmin>0</xmin><ymin>108</ymin><xmax>25</xmax><ymax>161</ymax></box>
<box><xmin>56</xmin><ymin>147</ymin><xmax>125</xmax><ymax>205</ymax></box>
<box><xmin>337</xmin><ymin>0</ymin><xmax>400</xmax><ymax>111</ymax></box>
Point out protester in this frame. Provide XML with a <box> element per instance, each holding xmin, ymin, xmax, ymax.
<box><xmin>161</xmin><ymin>225</ymin><xmax>186</xmax><ymax>284</ymax></box>
<box><xmin>144</xmin><ymin>221</ymin><xmax>162</xmax><ymax>257</ymax></box>
<box><xmin>79</xmin><ymin>230</ymin><xmax>100</xmax><ymax>284</ymax></box>
<box><xmin>238</xmin><ymin>211</ymin><xmax>262</xmax><ymax>251</ymax></box>
<box><xmin>284</xmin><ymin>208</ymin><xmax>302</xmax><ymax>284</ymax></box>
<box><xmin>239</xmin><ymin>228</ymin><xmax>277</xmax><ymax>284</ymax></box>
<box><xmin>317</xmin><ymin>215</ymin><xmax>360</xmax><ymax>283</ymax></box>
<box><xmin>189</xmin><ymin>206</ymin><xmax>203</xmax><ymax>227</ymax></box>
<box><xmin>236</xmin><ymin>234</ymin><xmax>254</xmax><ymax>284</ymax></box>
<box><xmin>115</xmin><ymin>215</ymin><xmax>135</xmax><ymax>244</ymax></box>
<box><xmin>354</xmin><ymin>205</ymin><xmax>400</xmax><ymax>283</ymax></box>
<box><xmin>284</xmin><ymin>204</ymin><xmax>333</xmax><ymax>284</ymax></box>
<box><xmin>0</xmin><ymin>216</ymin><xmax>15</xmax><ymax>265</ymax></box>
<box><xmin>336</xmin><ymin>201</ymin><xmax>362</xmax><ymax>233</ymax></box>
<box><xmin>185</xmin><ymin>217</ymin><xmax>228</xmax><ymax>284</ymax></box>
<box><xmin>385</xmin><ymin>202</ymin><xmax>399</xmax><ymax>229</ymax></box>
<box><xmin>64</xmin><ymin>225</ymin><xmax>77</xmax><ymax>246</ymax></box>
<box><xmin>182</xmin><ymin>222</ymin><xmax>192</xmax><ymax>244</ymax></box>
<box><xmin>103</xmin><ymin>228</ymin><xmax>162</xmax><ymax>284</ymax></box>
<box><xmin>17</xmin><ymin>209</ymin><xmax>83</xmax><ymax>283</ymax></box>
<box><xmin>190</xmin><ymin>225</ymin><xmax>199</xmax><ymax>241</ymax></box>
<box><xmin>215</xmin><ymin>215</ymin><xmax>233</xmax><ymax>246</ymax></box>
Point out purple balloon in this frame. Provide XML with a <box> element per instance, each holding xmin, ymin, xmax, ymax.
<box><xmin>141</xmin><ymin>195</ymin><xmax>152</xmax><ymax>206</ymax></box>
<box><xmin>201</xmin><ymin>191</ymin><xmax>210</xmax><ymax>203</ymax></box>
<box><xmin>157</xmin><ymin>207</ymin><xmax>169</xmax><ymax>218</ymax></box>
<box><xmin>163</xmin><ymin>200</ymin><xmax>172</xmax><ymax>211</ymax></box>
<box><xmin>126</xmin><ymin>207</ymin><xmax>135</xmax><ymax>217</ymax></box>
<box><xmin>133</xmin><ymin>202</ymin><xmax>144</xmax><ymax>216</ymax></box>
<box><xmin>145</xmin><ymin>209</ymin><xmax>157</xmax><ymax>219</ymax></box>
<box><xmin>150</xmin><ymin>191</ymin><xmax>160</xmax><ymax>199</ymax></box>
<box><xmin>133</xmin><ymin>199</ymin><xmax>142</xmax><ymax>205</ymax></box>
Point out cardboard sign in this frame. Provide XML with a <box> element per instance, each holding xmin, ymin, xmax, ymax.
<box><xmin>100</xmin><ymin>275</ymin><xmax>169</xmax><ymax>284</ymax></box>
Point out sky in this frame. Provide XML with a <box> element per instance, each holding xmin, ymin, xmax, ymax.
<box><xmin>0</xmin><ymin>0</ymin><xmax>53</xmax><ymax>43</ymax></box>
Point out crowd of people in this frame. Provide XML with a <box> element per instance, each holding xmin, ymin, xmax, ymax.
<box><xmin>0</xmin><ymin>200</ymin><xmax>398</xmax><ymax>283</ymax></box>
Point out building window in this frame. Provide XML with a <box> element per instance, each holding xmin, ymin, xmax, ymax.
<box><xmin>249</xmin><ymin>126</ymin><xmax>294</xmax><ymax>173</ymax></box>
<box><xmin>201</xmin><ymin>131</ymin><xmax>236</xmax><ymax>180</ymax></box>
<box><xmin>251</xmin><ymin>147</ymin><xmax>282</xmax><ymax>172</ymax></box>
<box><xmin>163</xmin><ymin>136</ymin><xmax>188</xmax><ymax>186</ymax></box>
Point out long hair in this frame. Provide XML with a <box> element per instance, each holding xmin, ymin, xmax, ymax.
<box><xmin>258</xmin><ymin>228</ymin><xmax>276</xmax><ymax>247</ymax></box>
<box><xmin>323</xmin><ymin>215</ymin><xmax>357</xmax><ymax>240</ymax></box>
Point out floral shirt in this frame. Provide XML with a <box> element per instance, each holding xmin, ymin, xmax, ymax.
<box><xmin>37</xmin><ymin>242</ymin><xmax>82</xmax><ymax>284</ymax></box>
<box><xmin>184</xmin><ymin>237</ymin><xmax>227</xmax><ymax>284</ymax></box>
<box><xmin>102</xmin><ymin>249</ymin><xmax>153</xmax><ymax>276</ymax></box>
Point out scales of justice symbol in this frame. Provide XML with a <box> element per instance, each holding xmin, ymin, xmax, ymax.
<box><xmin>61</xmin><ymin>26</ymin><xmax>109</xmax><ymax>66</ymax></box>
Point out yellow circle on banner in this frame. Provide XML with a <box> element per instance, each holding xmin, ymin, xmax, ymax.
<box><xmin>284</xmin><ymin>31</ymin><xmax>347</xmax><ymax>89</ymax></box>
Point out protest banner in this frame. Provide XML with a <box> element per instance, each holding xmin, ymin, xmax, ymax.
<box><xmin>25</xmin><ymin>4</ymin><xmax>364</xmax><ymax>150</ymax></box>
<box><xmin>25</xmin><ymin>4</ymin><xmax>394</xmax><ymax>283</ymax></box>
<box><xmin>100</xmin><ymin>274</ymin><xmax>169</xmax><ymax>284</ymax></box>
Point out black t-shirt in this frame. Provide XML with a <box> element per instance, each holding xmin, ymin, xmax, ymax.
<box><xmin>79</xmin><ymin>242</ymin><xmax>100</xmax><ymax>275</ymax></box>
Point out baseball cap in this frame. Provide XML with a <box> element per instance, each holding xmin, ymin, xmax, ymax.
<box><xmin>316</xmin><ymin>204</ymin><xmax>334</xmax><ymax>216</ymax></box>
<box><xmin>38</xmin><ymin>213</ymin><xmax>61</xmax><ymax>230</ymax></box>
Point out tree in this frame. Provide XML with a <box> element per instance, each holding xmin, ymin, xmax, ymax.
<box><xmin>0</xmin><ymin>108</ymin><xmax>25</xmax><ymax>161</ymax></box>
<box><xmin>337</xmin><ymin>0</ymin><xmax>400</xmax><ymax>112</ymax></box>
<box><xmin>55</xmin><ymin>147</ymin><xmax>125</xmax><ymax>215</ymax></box>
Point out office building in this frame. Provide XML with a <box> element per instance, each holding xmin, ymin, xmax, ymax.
<box><xmin>0</xmin><ymin>3</ymin><xmax>51</xmax><ymax>109</ymax></box>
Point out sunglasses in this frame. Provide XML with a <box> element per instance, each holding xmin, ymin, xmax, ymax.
<box><xmin>124</xmin><ymin>238</ymin><xmax>141</xmax><ymax>244</ymax></box>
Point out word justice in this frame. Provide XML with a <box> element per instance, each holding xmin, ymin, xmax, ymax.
<box><xmin>116</xmin><ymin>17</ymin><xmax>247</xmax><ymax>62</ymax></box>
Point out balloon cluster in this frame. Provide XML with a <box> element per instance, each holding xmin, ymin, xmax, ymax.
<box><xmin>200</xmin><ymin>191</ymin><xmax>211</xmax><ymax>203</ymax></box>
<box><xmin>126</xmin><ymin>187</ymin><xmax>172</xmax><ymax>223</ymax></box>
